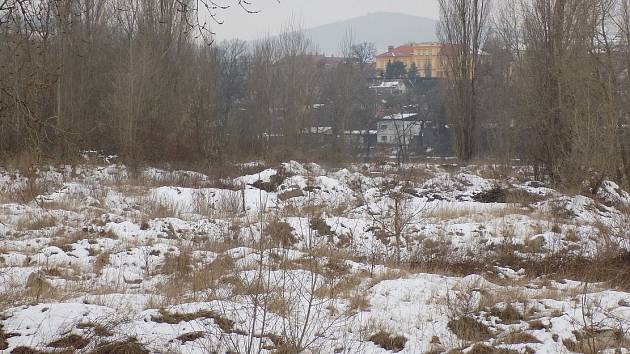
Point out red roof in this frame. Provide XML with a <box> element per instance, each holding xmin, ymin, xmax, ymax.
<box><xmin>376</xmin><ymin>45</ymin><xmax>414</xmax><ymax>58</ymax></box>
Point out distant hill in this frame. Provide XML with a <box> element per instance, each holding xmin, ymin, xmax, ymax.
<box><xmin>304</xmin><ymin>12</ymin><xmax>438</xmax><ymax>56</ymax></box>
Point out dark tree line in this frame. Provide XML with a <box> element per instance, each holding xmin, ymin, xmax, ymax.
<box><xmin>0</xmin><ymin>0</ymin><xmax>377</xmax><ymax>164</ymax></box>
<box><xmin>439</xmin><ymin>0</ymin><xmax>630</xmax><ymax>186</ymax></box>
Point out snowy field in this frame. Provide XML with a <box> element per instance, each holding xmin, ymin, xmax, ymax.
<box><xmin>1</xmin><ymin>158</ymin><xmax>630</xmax><ymax>353</ymax></box>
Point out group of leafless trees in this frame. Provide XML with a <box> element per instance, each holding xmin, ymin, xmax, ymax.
<box><xmin>440</xmin><ymin>0</ymin><xmax>630</xmax><ymax>185</ymax></box>
<box><xmin>3</xmin><ymin>0</ymin><xmax>630</xmax><ymax>186</ymax></box>
<box><xmin>0</xmin><ymin>0</ymin><xmax>376</xmax><ymax>164</ymax></box>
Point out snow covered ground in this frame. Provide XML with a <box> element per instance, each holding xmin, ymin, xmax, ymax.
<box><xmin>1</xmin><ymin>159</ymin><xmax>630</xmax><ymax>353</ymax></box>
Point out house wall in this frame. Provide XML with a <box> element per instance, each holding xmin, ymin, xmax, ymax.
<box><xmin>371</xmin><ymin>83</ymin><xmax>407</xmax><ymax>96</ymax></box>
<box><xmin>376</xmin><ymin>43</ymin><xmax>446</xmax><ymax>78</ymax></box>
<box><xmin>375</xmin><ymin>56</ymin><xmax>414</xmax><ymax>73</ymax></box>
<box><xmin>377</xmin><ymin>120</ymin><xmax>421</xmax><ymax>145</ymax></box>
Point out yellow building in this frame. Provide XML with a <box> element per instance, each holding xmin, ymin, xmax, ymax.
<box><xmin>375</xmin><ymin>42</ymin><xmax>446</xmax><ymax>79</ymax></box>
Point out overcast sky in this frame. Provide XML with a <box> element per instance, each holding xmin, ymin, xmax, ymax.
<box><xmin>212</xmin><ymin>0</ymin><xmax>441</xmax><ymax>41</ymax></box>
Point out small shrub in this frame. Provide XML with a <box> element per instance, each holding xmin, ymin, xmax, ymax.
<box><xmin>176</xmin><ymin>331</ymin><xmax>204</xmax><ymax>343</ymax></box>
<box><xmin>369</xmin><ymin>330</ymin><xmax>407</xmax><ymax>352</ymax></box>
<box><xmin>490</xmin><ymin>304</ymin><xmax>522</xmax><ymax>324</ymax></box>
<box><xmin>473</xmin><ymin>186</ymin><xmax>506</xmax><ymax>203</ymax></box>
<box><xmin>267</xmin><ymin>219</ymin><xmax>296</xmax><ymax>247</ymax></box>
<box><xmin>323</xmin><ymin>257</ymin><xmax>350</xmax><ymax>277</ymax></box>
<box><xmin>310</xmin><ymin>215</ymin><xmax>333</xmax><ymax>236</ymax></box>
<box><xmin>563</xmin><ymin>228</ymin><xmax>579</xmax><ymax>242</ymax></box>
<box><xmin>94</xmin><ymin>252</ymin><xmax>110</xmax><ymax>274</ymax></box>
<box><xmin>551</xmin><ymin>224</ymin><xmax>562</xmax><ymax>234</ymax></box>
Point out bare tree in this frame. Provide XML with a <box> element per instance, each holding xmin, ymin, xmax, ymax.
<box><xmin>276</xmin><ymin>22</ymin><xmax>318</xmax><ymax>153</ymax></box>
<box><xmin>438</xmin><ymin>0</ymin><xmax>492</xmax><ymax>161</ymax></box>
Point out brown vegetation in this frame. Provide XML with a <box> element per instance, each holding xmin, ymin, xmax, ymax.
<box><xmin>368</xmin><ymin>330</ymin><xmax>408</xmax><ymax>352</ymax></box>
<box><xmin>447</xmin><ymin>316</ymin><xmax>493</xmax><ymax>341</ymax></box>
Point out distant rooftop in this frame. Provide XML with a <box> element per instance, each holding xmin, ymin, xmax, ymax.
<box><xmin>379</xmin><ymin>113</ymin><xmax>418</xmax><ymax>121</ymax></box>
<box><xmin>376</xmin><ymin>44</ymin><xmax>414</xmax><ymax>59</ymax></box>
<box><xmin>376</xmin><ymin>42</ymin><xmax>443</xmax><ymax>58</ymax></box>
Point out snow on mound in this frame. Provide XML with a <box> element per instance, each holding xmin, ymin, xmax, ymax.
<box><xmin>3</xmin><ymin>303</ymin><xmax>117</xmax><ymax>351</ymax></box>
<box><xmin>597</xmin><ymin>180</ymin><xmax>630</xmax><ymax>207</ymax></box>
<box><xmin>235</xmin><ymin>167</ymin><xmax>278</xmax><ymax>186</ymax></box>
<box><xmin>3</xmin><ymin>162</ymin><xmax>630</xmax><ymax>353</ymax></box>
<box><xmin>419</xmin><ymin>172</ymin><xmax>498</xmax><ymax>202</ymax></box>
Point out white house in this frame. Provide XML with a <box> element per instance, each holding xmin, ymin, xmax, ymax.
<box><xmin>369</xmin><ymin>80</ymin><xmax>408</xmax><ymax>96</ymax></box>
<box><xmin>376</xmin><ymin>113</ymin><xmax>421</xmax><ymax>146</ymax></box>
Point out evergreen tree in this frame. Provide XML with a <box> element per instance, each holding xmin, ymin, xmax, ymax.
<box><xmin>385</xmin><ymin>61</ymin><xmax>394</xmax><ymax>79</ymax></box>
<box><xmin>408</xmin><ymin>63</ymin><xmax>419</xmax><ymax>82</ymax></box>
<box><xmin>386</xmin><ymin>61</ymin><xmax>407</xmax><ymax>79</ymax></box>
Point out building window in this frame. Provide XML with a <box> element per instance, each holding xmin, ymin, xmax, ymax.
<box><xmin>380</xmin><ymin>136</ymin><xmax>388</xmax><ymax>142</ymax></box>
<box><xmin>380</xmin><ymin>124</ymin><xmax>388</xmax><ymax>130</ymax></box>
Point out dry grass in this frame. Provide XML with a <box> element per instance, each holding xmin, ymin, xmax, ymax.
<box><xmin>277</xmin><ymin>187</ymin><xmax>304</xmax><ymax>201</ymax></box>
<box><xmin>48</xmin><ymin>334</ymin><xmax>90</xmax><ymax>350</ymax></box>
<box><xmin>90</xmin><ymin>338</ymin><xmax>149</xmax><ymax>354</ymax></box>
<box><xmin>154</xmin><ymin>252</ymin><xmax>236</xmax><ymax>304</ymax></box>
<box><xmin>368</xmin><ymin>330</ymin><xmax>407</xmax><ymax>352</ymax></box>
<box><xmin>266</xmin><ymin>219</ymin><xmax>297</xmax><ymax>247</ymax></box>
<box><xmin>49</xmin><ymin>230</ymin><xmax>91</xmax><ymax>253</ymax></box>
<box><xmin>314</xmin><ymin>272</ymin><xmax>363</xmax><ymax>299</ymax></box>
<box><xmin>152</xmin><ymin>308</ymin><xmax>242</xmax><ymax>334</ymax></box>
<box><xmin>309</xmin><ymin>215</ymin><xmax>333</xmax><ymax>236</ymax></box>
<box><xmin>76</xmin><ymin>322</ymin><xmax>114</xmax><ymax>337</ymax></box>
<box><xmin>140</xmin><ymin>195</ymin><xmax>181</xmax><ymax>219</ymax></box>
<box><xmin>504</xmin><ymin>188</ymin><xmax>547</xmax><ymax>207</ymax></box>
<box><xmin>0</xmin><ymin>324</ymin><xmax>9</xmax><ymax>350</ymax></box>
<box><xmin>40</xmin><ymin>198</ymin><xmax>85</xmax><ymax>213</ymax></box>
<box><xmin>176</xmin><ymin>331</ymin><xmax>205</xmax><ymax>343</ymax></box>
<box><xmin>0</xmin><ymin>271</ymin><xmax>83</xmax><ymax>312</ymax></box>
<box><xmin>463</xmin><ymin>343</ymin><xmax>520</xmax><ymax>354</ymax></box>
<box><xmin>161</xmin><ymin>248</ymin><xmax>193</xmax><ymax>276</ymax></box>
<box><xmin>424</xmin><ymin>204</ymin><xmax>477</xmax><ymax>220</ymax></box>
<box><xmin>94</xmin><ymin>251</ymin><xmax>111</xmax><ymax>274</ymax></box>
<box><xmin>447</xmin><ymin>316</ymin><xmax>493</xmax><ymax>342</ymax></box>
<box><xmin>366</xmin><ymin>270</ymin><xmax>407</xmax><ymax>289</ymax></box>
<box><xmin>500</xmin><ymin>331</ymin><xmax>541</xmax><ymax>344</ymax></box>
<box><xmin>563</xmin><ymin>328</ymin><xmax>630</xmax><ymax>354</ymax></box>
<box><xmin>0</xmin><ymin>175</ymin><xmax>61</xmax><ymax>204</ymax></box>
<box><xmin>192</xmin><ymin>189</ymin><xmax>243</xmax><ymax>219</ymax></box>
<box><xmin>348</xmin><ymin>293</ymin><xmax>370</xmax><ymax>312</ymax></box>
<box><xmin>14</xmin><ymin>213</ymin><xmax>57</xmax><ymax>231</ymax></box>
<box><xmin>267</xmin><ymin>294</ymin><xmax>291</xmax><ymax>317</ymax></box>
